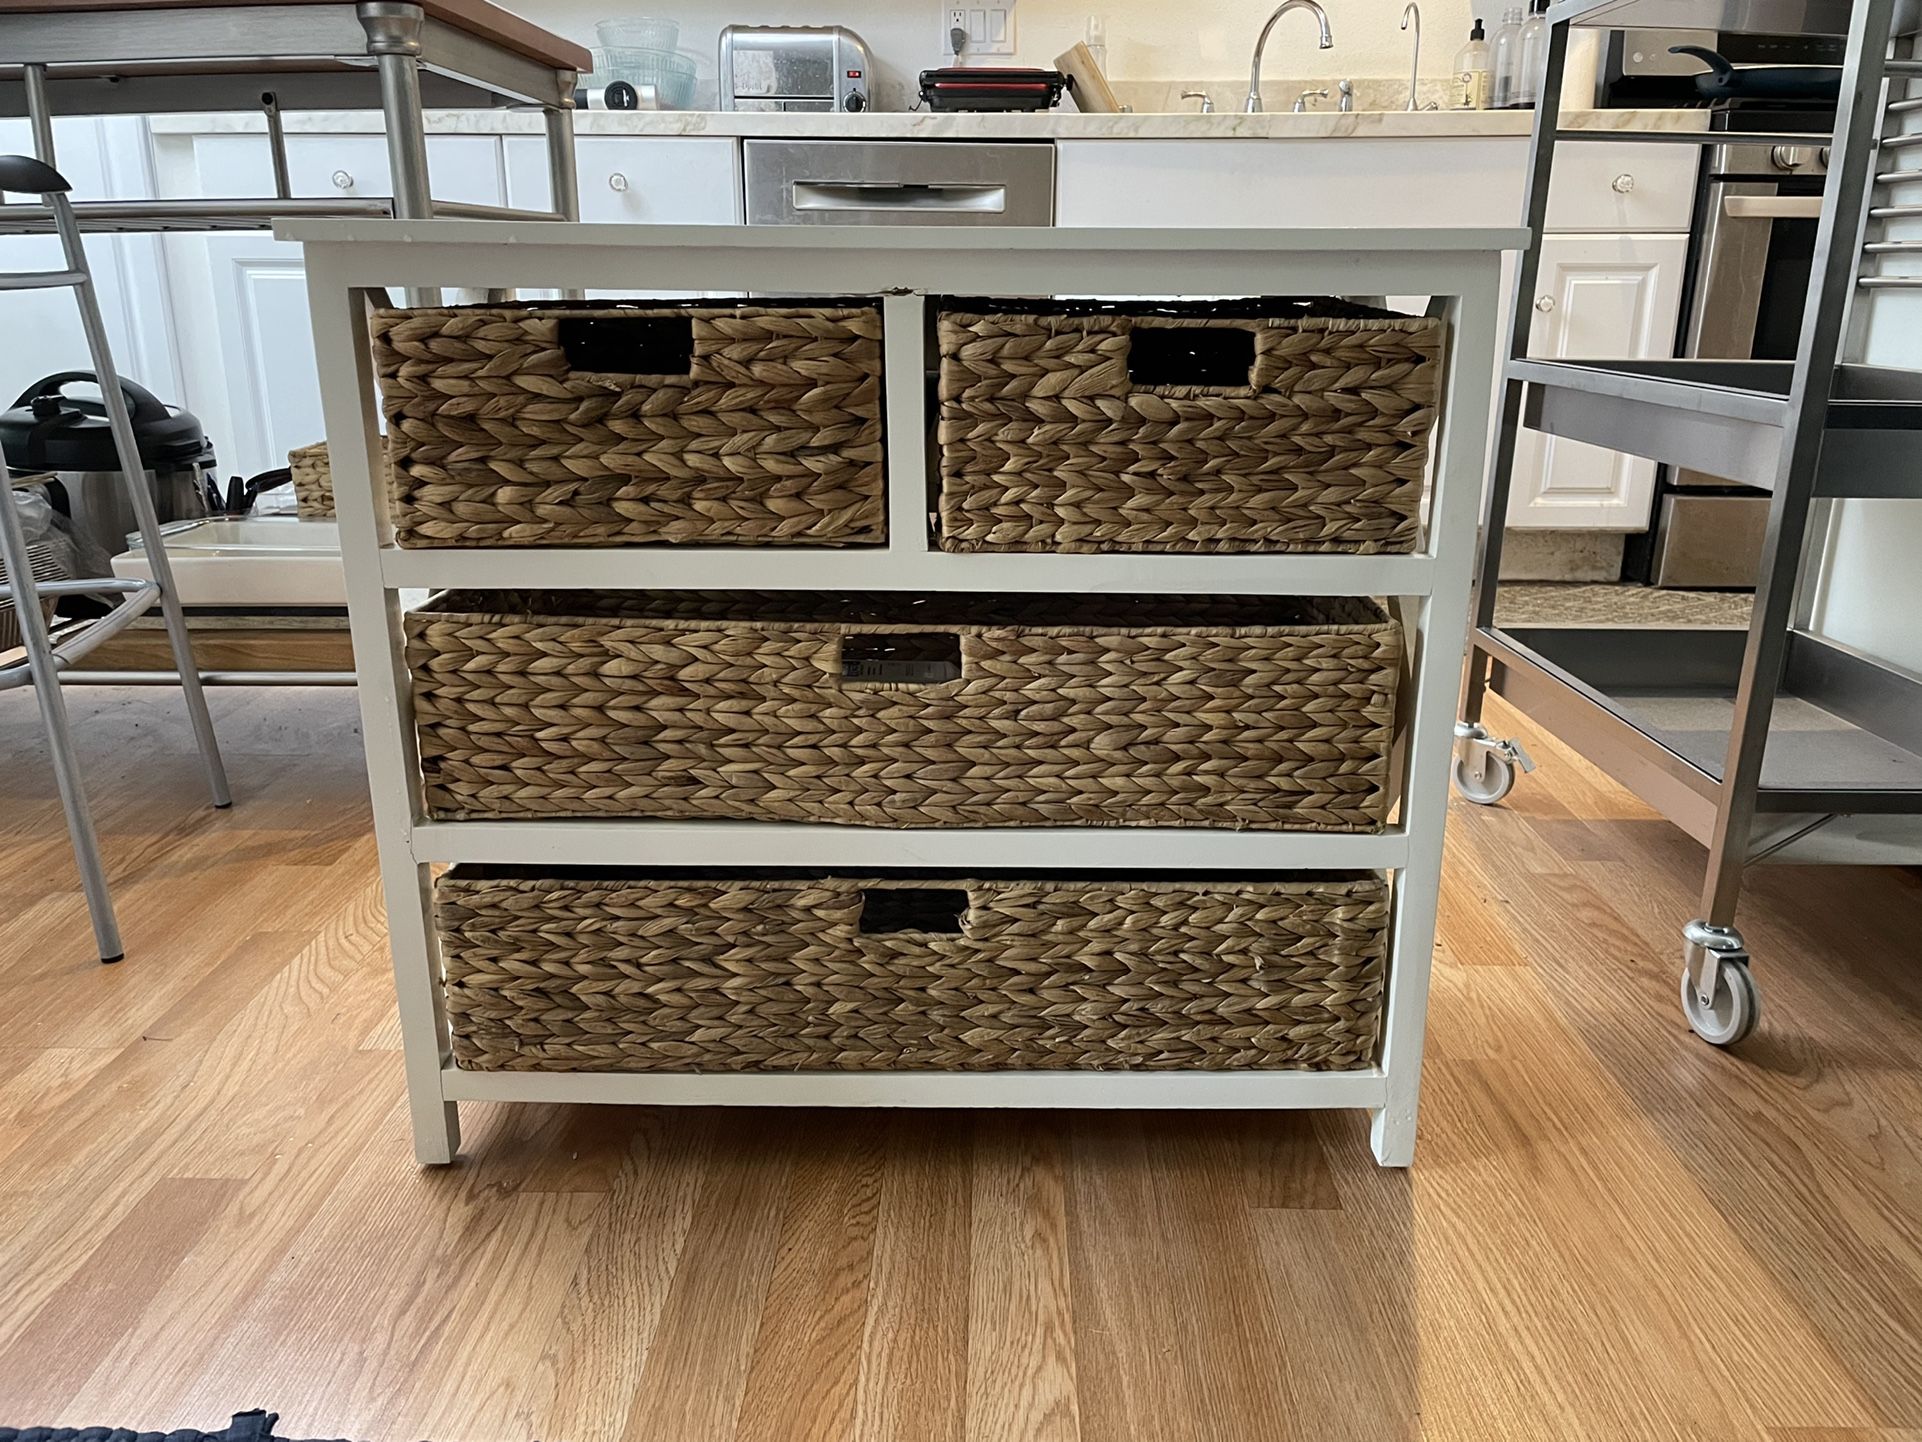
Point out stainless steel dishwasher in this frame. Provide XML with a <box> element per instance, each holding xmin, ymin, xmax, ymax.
<box><xmin>743</xmin><ymin>140</ymin><xmax>1055</xmax><ymax>226</ymax></box>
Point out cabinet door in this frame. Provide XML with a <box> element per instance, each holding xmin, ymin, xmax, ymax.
<box><xmin>1507</xmin><ymin>233</ymin><xmax>1689</xmax><ymax>530</ymax></box>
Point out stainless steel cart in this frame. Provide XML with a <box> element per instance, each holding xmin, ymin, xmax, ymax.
<box><xmin>1458</xmin><ymin>0</ymin><xmax>1922</xmax><ymax>1045</ymax></box>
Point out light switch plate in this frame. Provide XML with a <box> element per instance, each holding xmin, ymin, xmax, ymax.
<box><xmin>943</xmin><ymin>1</ymin><xmax>1016</xmax><ymax>60</ymax></box>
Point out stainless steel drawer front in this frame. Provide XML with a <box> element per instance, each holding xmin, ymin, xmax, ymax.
<box><xmin>744</xmin><ymin>140</ymin><xmax>1055</xmax><ymax>226</ymax></box>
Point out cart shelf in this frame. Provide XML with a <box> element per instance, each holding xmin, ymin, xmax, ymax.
<box><xmin>1511</xmin><ymin>358</ymin><xmax>1922</xmax><ymax>496</ymax></box>
<box><xmin>1478</xmin><ymin>624</ymin><xmax>1922</xmax><ymax>842</ymax></box>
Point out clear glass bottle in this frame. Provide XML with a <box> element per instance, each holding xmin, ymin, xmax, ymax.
<box><xmin>1453</xmin><ymin>18</ymin><xmax>1492</xmax><ymax>109</ymax></box>
<box><xmin>1490</xmin><ymin>6</ymin><xmax>1523</xmax><ymax>111</ymax></box>
<box><xmin>1084</xmin><ymin>15</ymin><xmax>1108</xmax><ymax>72</ymax></box>
<box><xmin>1515</xmin><ymin>0</ymin><xmax>1550</xmax><ymax>108</ymax></box>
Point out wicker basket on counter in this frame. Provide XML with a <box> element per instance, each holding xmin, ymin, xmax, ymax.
<box><xmin>935</xmin><ymin>296</ymin><xmax>1443</xmax><ymax>555</ymax></box>
<box><xmin>369</xmin><ymin>299</ymin><xmax>886</xmax><ymax>548</ymax></box>
<box><xmin>405</xmin><ymin>589</ymin><xmax>1403</xmax><ymax>831</ymax></box>
<box><xmin>287</xmin><ymin>441</ymin><xmax>336</xmax><ymax>520</ymax></box>
<box><xmin>435</xmin><ymin>869</ymin><xmax>1391</xmax><ymax>1073</ymax></box>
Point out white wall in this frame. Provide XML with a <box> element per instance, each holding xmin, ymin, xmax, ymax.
<box><xmin>502</xmin><ymin>0</ymin><xmax>943</xmax><ymax>111</ymax></box>
<box><xmin>1012</xmin><ymin>0</ymin><xmax>1477</xmax><ymax>83</ymax></box>
<box><xmin>502</xmin><ymin>0</ymin><xmax>1483</xmax><ymax>105</ymax></box>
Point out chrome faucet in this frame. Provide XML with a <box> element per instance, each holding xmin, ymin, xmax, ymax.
<box><xmin>1181</xmin><ymin>89</ymin><xmax>1215</xmax><ymax>113</ymax></box>
<box><xmin>1245</xmin><ymin>0</ymin><xmax>1334</xmax><ymax>114</ymax></box>
<box><xmin>1337</xmin><ymin>78</ymin><xmax>1355</xmax><ymax>112</ymax></box>
<box><xmin>1401</xmin><ymin>2</ymin><xmax>1422</xmax><ymax>111</ymax></box>
<box><xmin>1292</xmin><ymin>87</ymin><xmax>1330</xmax><ymax>112</ymax></box>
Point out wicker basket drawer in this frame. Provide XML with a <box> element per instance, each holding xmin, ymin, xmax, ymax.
<box><xmin>935</xmin><ymin>297</ymin><xmax>1443</xmax><ymax>555</ymax></box>
<box><xmin>369</xmin><ymin>300</ymin><xmax>885</xmax><ymax>548</ymax></box>
<box><xmin>436</xmin><ymin>869</ymin><xmax>1390</xmax><ymax>1073</ymax></box>
<box><xmin>406</xmin><ymin>590</ymin><xmax>1403</xmax><ymax>831</ymax></box>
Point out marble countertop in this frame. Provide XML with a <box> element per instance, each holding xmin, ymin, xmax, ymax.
<box><xmin>151</xmin><ymin>107</ymin><xmax>1708</xmax><ymax>141</ymax></box>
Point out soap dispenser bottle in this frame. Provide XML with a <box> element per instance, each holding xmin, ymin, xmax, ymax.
<box><xmin>1454</xmin><ymin>17</ymin><xmax>1492</xmax><ymax>109</ymax></box>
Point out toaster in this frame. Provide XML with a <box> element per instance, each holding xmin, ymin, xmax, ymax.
<box><xmin>719</xmin><ymin>24</ymin><xmax>873</xmax><ymax>112</ymax></box>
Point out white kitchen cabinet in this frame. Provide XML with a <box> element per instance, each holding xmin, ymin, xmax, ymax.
<box><xmin>504</xmin><ymin>136</ymin><xmax>742</xmax><ymax>223</ymax></box>
<box><xmin>1506</xmin><ymin>232</ymin><xmax>1689</xmax><ymax>530</ymax></box>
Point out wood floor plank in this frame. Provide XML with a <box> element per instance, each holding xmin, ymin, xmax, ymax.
<box><xmin>1241</xmin><ymin>1112</ymin><xmax>1341</xmax><ymax>1210</ymax></box>
<box><xmin>734</xmin><ymin>1116</ymin><xmax>884</xmax><ymax>1442</ymax></box>
<box><xmin>381</xmin><ymin>1190</ymin><xmax>608</xmax><ymax>1442</ymax></box>
<box><xmin>967</xmin><ymin>1115</ymin><xmax>1079</xmax><ymax>1442</ymax></box>
<box><xmin>515</xmin><ymin>1111</ymin><xmax>716</xmax><ymax>1442</ymax></box>
<box><xmin>617</xmin><ymin>1115</ymin><xmax>797</xmax><ymax>1442</ymax></box>
<box><xmin>55</xmin><ymin>1049</ymin><xmax>403</xmax><ymax>1430</ymax></box>
<box><xmin>850</xmin><ymin>1114</ymin><xmax>971</xmax><ymax>1442</ymax></box>
<box><xmin>0</xmin><ymin>1176</ymin><xmax>241</xmax><ymax>1423</ymax></box>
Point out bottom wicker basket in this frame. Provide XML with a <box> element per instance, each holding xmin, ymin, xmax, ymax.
<box><xmin>435</xmin><ymin>869</ymin><xmax>1390</xmax><ymax>1074</ymax></box>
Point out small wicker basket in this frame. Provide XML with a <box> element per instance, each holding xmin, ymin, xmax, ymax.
<box><xmin>936</xmin><ymin>296</ymin><xmax>1443</xmax><ymax>555</ymax></box>
<box><xmin>369</xmin><ymin>299</ymin><xmax>886</xmax><ymax>548</ymax></box>
<box><xmin>287</xmin><ymin>441</ymin><xmax>336</xmax><ymax>520</ymax></box>
<box><xmin>406</xmin><ymin>589</ymin><xmax>1403</xmax><ymax>831</ymax></box>
<box><xmin>435</xmin><ymin>869</ymin><xmax>1391</xmax><ymax>1073</ymax></box>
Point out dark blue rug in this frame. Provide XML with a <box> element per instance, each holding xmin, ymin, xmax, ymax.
<box><xmin>0</xmin><ymin>1412</ymin><xmax>347</xmax><ymax>1442</ymax></box>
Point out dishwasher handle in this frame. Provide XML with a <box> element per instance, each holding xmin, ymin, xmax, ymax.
<box><xmin>790</xmin><ymin>180</ymin><xmax>1009</xmax><ymax>215</ymax></box>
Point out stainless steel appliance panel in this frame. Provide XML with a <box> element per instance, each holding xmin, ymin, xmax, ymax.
<box><xmin>744</xmin><ymin>140</ymin><xmax>1055</xmax><ymax>226</ymax></box>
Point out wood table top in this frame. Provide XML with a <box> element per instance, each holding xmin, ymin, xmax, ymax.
<box><xmin>0</xmin><ymin>0</ymin><xmax>592</xmax><ymax>74</ymax></box>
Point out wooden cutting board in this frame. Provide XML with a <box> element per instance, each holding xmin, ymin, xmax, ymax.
<box><xmin>0</xmin><ymin>0</ymin><xmax>592</xmax><ymax>74</ymax></box>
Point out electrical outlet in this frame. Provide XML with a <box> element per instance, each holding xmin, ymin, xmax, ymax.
<box><xmin>942</xmin><ymin>1</ymin><xmax>1015</xmax><ymax>60</ymax></box>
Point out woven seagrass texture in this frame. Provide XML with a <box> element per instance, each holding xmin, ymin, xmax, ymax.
<box><xmin>936</xmin><ymin>301</ymin><xmax>1443</xmax><ymax>554</ymax></box>
<box><xmin>405</xmin><ymin>590</ymin><xmax>1402</xmax><ymax>831</ymax></box>
<box><xmin>286</xmin><ymin>441</ymin><xmax>335</xmax><ymax>520</ymax></box>
<box><xmin>436</xmin><ymin>871</ymin><xmax>1390</xmax><ymax>1072</ymax></box>
<box><xmin>369</xmin><ymin>301</ymin><xmax>885</xmax><ymax>548</ymax></box>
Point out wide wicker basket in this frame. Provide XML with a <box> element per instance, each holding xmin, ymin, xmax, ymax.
<box><xmin>935</xmin><ymin>296</ymin><xmax>1443</xmax><ymax>555</ymax></box>
<box><xmin>369</xmin><ymin>299</ymin><xmax>886</xmax><ymax>548</ymax></box>
<box><xmin>406</xmin><ymin>589</ymin><xmax>1403</xmax><ymax>831</ymax></box>
<box><xmin>286</xmin><ymin>441</ymin><xmax>336</xmax><ymax>519</ymax></box>
<box><xmin>435</xmin><ymin>869</ymin><xmax>1391</xmax><ymax>1073</ymax></box>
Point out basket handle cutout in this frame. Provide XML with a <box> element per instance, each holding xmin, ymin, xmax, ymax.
<box><xmin>558</xmin><ymin>314</ymin><xmax>695</xmax><ymax>376</ymax></box>
<box><xmin>858</xmin><ymin>888</ymin><xmax>969</xmax><ymax>935</ymax></box>
<box><xmin>840</xmin><ymin>631</ymin><xmax>964</xmax><ymax>687</ymax></box>
<box><xmin>1127</xmin><ymin>323</ymin><xmax>1256</xmax><ymax>391</ymax></box>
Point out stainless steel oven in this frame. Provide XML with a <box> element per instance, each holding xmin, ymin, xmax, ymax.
<box><xmin>1631</xmin><ymin>118</ymin><xmax>1831</xmax><ymax>588</ymax></box>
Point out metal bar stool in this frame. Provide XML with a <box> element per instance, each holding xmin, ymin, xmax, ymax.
<box><xmin>0</xmin><ymin>153</ymin><xmax>231</xmax><ymax>963</ymax></box>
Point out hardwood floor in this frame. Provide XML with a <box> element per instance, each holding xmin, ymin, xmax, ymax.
<box><xmin>2</xmin><ymin>685</ymin><xmax>1920</xmax><ymax>1442</ymax></box>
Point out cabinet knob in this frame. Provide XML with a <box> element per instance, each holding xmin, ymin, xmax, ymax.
<box><xmin>330</xmin><ymin>169</ymin><xmax>354</xmax><ymax>191</ymax></box>
<box><xmin>608</xmin><ymin>172</ymin><xmax>630</xmax><ymax>193</ymax></box>
<box><xmin>1610</xmin><ymin>172</ymin><xmax>1635</xmax><ymax>194</ymax></box>
<box><xmin>1534</xmin><ymin>295</ymin><xmax>1556</xmax><ymax>313</ymax></box>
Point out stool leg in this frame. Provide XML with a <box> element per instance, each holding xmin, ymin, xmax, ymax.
<box><xmin>0</xmin><ymin>483</ymin><xmax>123</xmax><ymax>962</ymax></box>
<box><xmin>55</xmin><ymin>194</ymin><xmax>231</xmax><ymax>810</ymax></box>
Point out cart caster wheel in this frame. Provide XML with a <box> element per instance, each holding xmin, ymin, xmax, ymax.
<box><xmin>1452</xmin><ymin>753</ymin><xmax>1516</xmax><ymax>805</ymax></box>
<box><xmin>1680</xmin><ymin>958</ymin><xmax>1760</xmax><ymax>1047</ymax></box>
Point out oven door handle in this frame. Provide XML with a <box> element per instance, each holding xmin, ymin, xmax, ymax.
<box><xmin>1722</xmin><ymin>195</ymin><xmax>1824</xmax><ymax>220</ymax></box>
